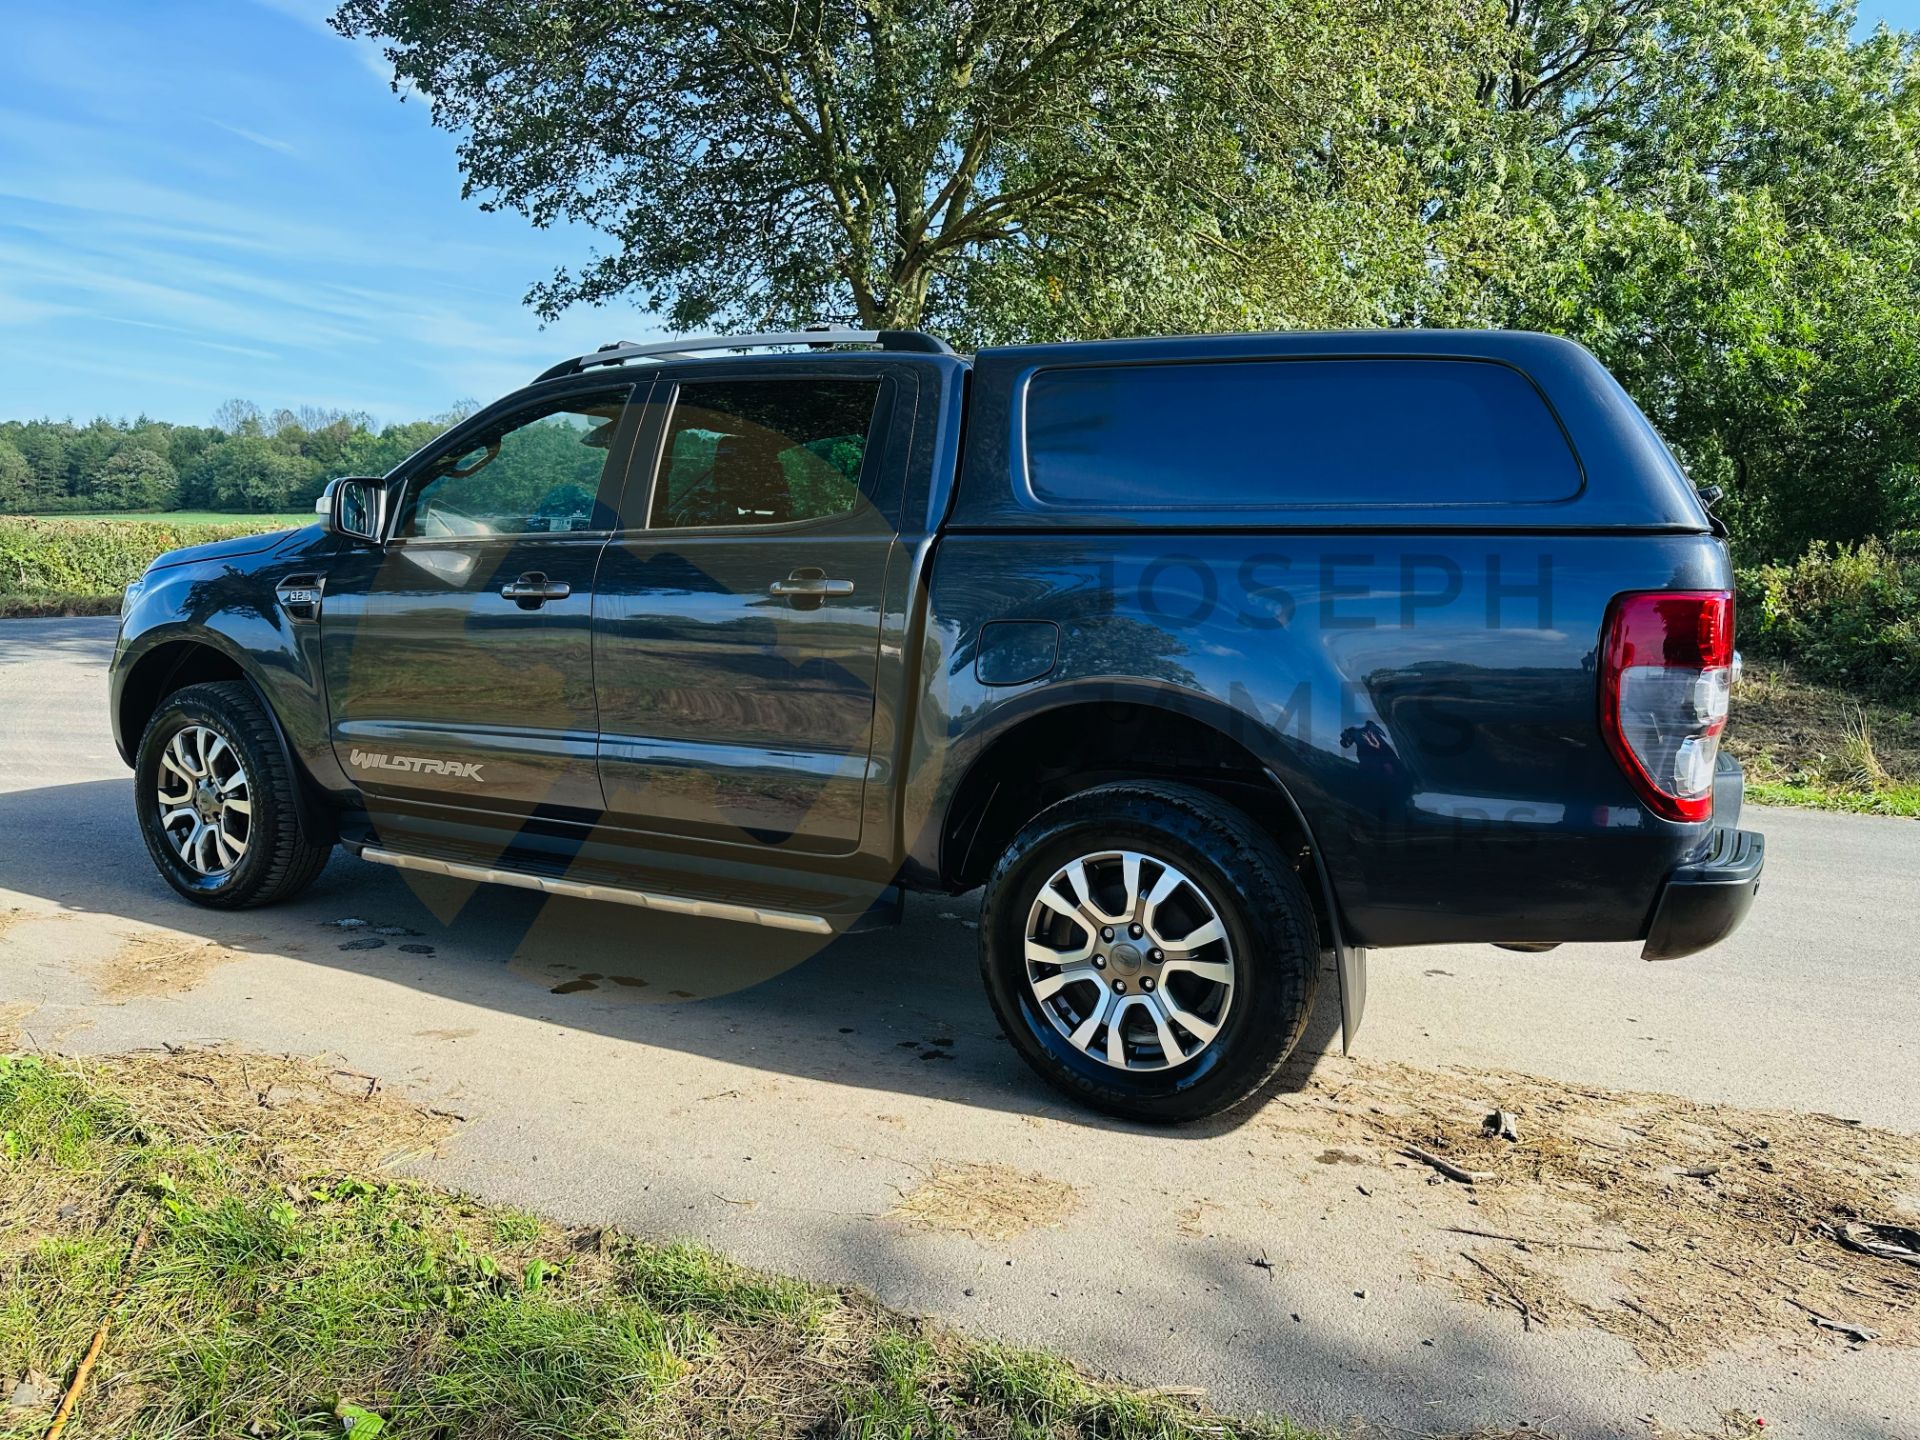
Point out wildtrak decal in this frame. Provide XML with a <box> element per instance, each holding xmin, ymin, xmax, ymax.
<box><xmin>349</xmin><ymin>749</ymin><xmax>485</xmax><ymax>781</ymax></box>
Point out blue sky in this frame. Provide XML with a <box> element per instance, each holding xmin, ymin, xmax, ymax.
<box><xmin>1864</xmin><ymin>0</ymin><xmax>1920</xmax><ymax>26</ymax></box>
<box><xmin>0</xmin><ymin>0</ymin><xmax>668</xmax><ymax>428</ymax></box>
<box><xmin>1</xmin><ymin>1</ymin><xmax>1916</xmax><ymax>429</ymax></box>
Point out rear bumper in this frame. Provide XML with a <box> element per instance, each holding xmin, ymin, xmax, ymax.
<box><xmin>1641</xmin><ymin>826</ymin><xmax>1764</xmax><ymax>960</ymax></box>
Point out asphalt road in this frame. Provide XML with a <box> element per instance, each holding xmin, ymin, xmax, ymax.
<box><xmin>2</xmin><ymin>617</ymin><xmax>1915</xmax><ymax>1438</ymax></box>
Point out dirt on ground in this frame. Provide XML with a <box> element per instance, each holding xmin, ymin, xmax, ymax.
<box><xmin>889</xmin><ymin>1161</ymin><xmax>1081</xmax><ymax>1241</ymax></box>
<box><xmin>1265</xmin><ymin>1060</ymin><xmax>1920</xmax><ymax>1367</ymax></box>
<box><xmin>1727</xmin><ymin>660</ymin><xmax>1920</xmax><ymax>786</ymax></box>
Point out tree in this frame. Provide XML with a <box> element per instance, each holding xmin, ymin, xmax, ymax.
<box><xmin>1410</xmin><ymin>0</ymin><xmax>1920</xmax><ymax>558</ymax></box>
<box><xmin>0</xmin><ymin>412</ymin><xmax>465</xmax><ymax>516</ymax></box>
<box><xmin>181</xmin><ymin>437</ymin><xmax>315</xmax><ymax>513</ymax></box>
<box><xmin>0</xmin><ymin>442</ymin><xmax>30</xmax><ymax>511</ymax></box>
<box><xmin>88</xmin><ymin>448</ymin><xmax>179</xmax><ymax>511</ymax></box>
<box><xmin>212</xmin><ymin>398</ymin><xmax>265</xmax><ymax>437</ymax></box>
<box><xmin>10</xmin><ymin>424</ymin><xmax>72</xmax><ymax>509</ymax></box>
<box><xmin>64</xmin><ymin>420</ymin><xmax>133</xmax><ymax>500</ymax></box>
<box><xmin>339</xmin><ymin>419</ymin><xmax>446</xmax><ymax>478</ymax></box>
<box><xmin>332</xmin><ymin>0</ymin><xmax>1477</xmax><ymax>338</ymax></box>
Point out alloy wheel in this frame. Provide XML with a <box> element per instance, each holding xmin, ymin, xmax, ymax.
<box><xmin>1023</xmin><ymin>849</ymin><xmax>1235</xmax><ymax>1071</ymax></box>
<box><xmin>154</xmin><ymin>723</ymin><xmax>252</xmax><ymax>876</ymax></box>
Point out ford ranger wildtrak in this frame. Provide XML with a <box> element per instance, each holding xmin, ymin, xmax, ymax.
<box><xmin>110</xmin><ymin>327</ymin><xmax>1763</xmax><ymax>1121</ymax></box>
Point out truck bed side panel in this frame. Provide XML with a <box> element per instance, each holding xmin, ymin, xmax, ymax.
<box><xmin>907</xmin><ymin>531</ymin><xmax>1734</xmax><ymax>947</ymax></box>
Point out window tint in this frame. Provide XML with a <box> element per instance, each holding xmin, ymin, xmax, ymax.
<box><xmin>399</xmin><ymin>389</ymin><xmax>631</xmax><ymax>538</ymax></box>
<box><xmin>1023</xmin><ymin>359</ymin><xmax>1580</xmax><ymax>508</ymax></box>
<box><xmin>648</xmin><ymin>377</ymin><xmax>882</xmax><ymax>530</ymax></box>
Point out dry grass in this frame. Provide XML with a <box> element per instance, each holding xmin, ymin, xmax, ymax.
<box><xmin>888</xmin><ymin>1161</ymin><xmax>1081</xmax><ymax>1241</ymax></box>
<box><xmin>1291</xmin><ymin>1061</ymin><xmax>1920</xmax><ymax>1367</ymax></box>
<box><xmin>1839</xmin><ymin>705</ymin><xmax>1891</xmax><ymax>789</ymax></box>
<box><xmin>1727</xmin><ymin>659</ymin><xmax>1920</xmax><ymax>813</ymax></box>
<box><xmin>93</xmin><ymin>930</ymin><xmax>252</xmax><ymax>999</ymax></box>
<box><xmin>1730</xmin><ymin>660</ymin><xmax>1920</xmax><ymax>782</ymax></box>
<box><xmin>85</xmin><ymin>1044</ymin><xmax>457</xmax><ymax>1174</ymax></box>
<box><xmin>0</xmin><ymin>1002</ymin><xmax>36</xmax><ymax>1051</ymax></box>
<box><xmin>0</xmin><ymin>1046</ymin><xmax>457</xmax><ymax>1277</ymax></box>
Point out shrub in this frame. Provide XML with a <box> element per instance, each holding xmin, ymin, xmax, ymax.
<box><xmin>1739</xmin><ymin>537</ymin><xmax>1920</xmax><ymax>706</ymax></box>
<box><xmin>0</xmin><ymin>517</ymin><xmax>292</xmax><ymax>604</ymax></box>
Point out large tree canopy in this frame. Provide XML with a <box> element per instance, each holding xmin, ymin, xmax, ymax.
<box><xmin>1428</xmin><ymin>0</ymin><xmax>1920</xmax><ymax>556</ymax></box>
<box><xmin>331</xmin><ymin>0</ymin><xmax>1477</xmax><ymax>335</ymax></box>
<box><xmin>334</xmin><ymin>0</ymin><xmax>1920</xmax><ymax>560</ymax></box>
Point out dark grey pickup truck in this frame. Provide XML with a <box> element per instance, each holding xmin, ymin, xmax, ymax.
<box><xmin>110</xmin><ymin>327</ymin><xmax>1762</xmax><ymax>1121</ymax></box>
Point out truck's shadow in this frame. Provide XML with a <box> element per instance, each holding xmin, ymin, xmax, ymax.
<box><xmin>0</xmin><ymin>777</ymin><xmax>1343</xmax><ymax>1133</ymax></box>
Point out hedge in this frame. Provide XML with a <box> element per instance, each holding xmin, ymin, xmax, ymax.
<box><xmin>0</xmin><ymin>517</ymin><xmax>295</xmax><ymax>605</ymax></box>
<box><xmin>1739</xmin><ymin>536</ymin><xmax>1920</xmax><ymax>707</ymax></box>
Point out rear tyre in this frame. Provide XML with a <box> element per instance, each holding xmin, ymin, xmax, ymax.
<box><xmin>134</xmin><ymin>681</ymin><xmax>332</xmax><ymax>909</ymax></box>
<box><xmin>979</xmin><ymin>781</ymin><xmax>1319</xmax><ymax>1124</ymax></box>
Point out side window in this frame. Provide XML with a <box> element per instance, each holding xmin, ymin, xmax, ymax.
<box><xmin>1023</xmin><ymin>359</ymin><xmax>1581</xmax><ymax>508</ymax></box>
<box><xmin>397</xmin><ymin>388</ymin><xmax>633</xmax><ymax>539</ymax></box>
<box><xmin>648</xmin><ymin>377</ymin><xmax>883</xmax><ymax>530</ymax></box>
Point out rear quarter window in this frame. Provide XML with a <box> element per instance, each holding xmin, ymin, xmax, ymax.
<box><xmin>1022</xmin><ymin>357</ymin><xmax>1582</xmax><ymax>508</ymax></box>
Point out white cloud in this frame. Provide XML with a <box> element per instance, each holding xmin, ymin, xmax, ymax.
<box><xmin>203</xmin><ymin>118</ymin><xmax>299</xmax><ymax>155</ymax></box>
<box><xmin>0</xmin><ymin>4</ymin><xmax>665</xmax><ymax>423</ymax></box>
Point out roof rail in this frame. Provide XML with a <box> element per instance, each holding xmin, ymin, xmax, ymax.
<box><xmin>533</xmin><ymin>326</ymin><xmax>953</xmax><ymax>383</ymax></box>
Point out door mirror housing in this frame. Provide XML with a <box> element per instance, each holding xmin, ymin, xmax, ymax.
<box><xmin>322</xmin><ymin>477</ymin><xmax>387</xmax><ymax>544</ymax></box>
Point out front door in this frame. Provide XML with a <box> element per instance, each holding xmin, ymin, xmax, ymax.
<box><xmin>321</xmin><ymin>382</ymin><xmax>642</xmax><ymax>819</ymax></box>
<box><xmin>593</xmin><ymin>368</ymin><xmax>902</xmax><ymax>853</ymax></box>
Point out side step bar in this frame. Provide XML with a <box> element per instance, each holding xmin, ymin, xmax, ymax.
<box><xmin>360</xmin><ymin>846</ymin><xmax>833</xmax><ymax>935</ymax></box>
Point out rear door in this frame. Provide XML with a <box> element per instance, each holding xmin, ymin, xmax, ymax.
<box><xmin>592</xmin><ymin>364</ymin><xmax>909</xmax><ymax>853</ymax></box>
<box><xmin>320</xmin><ymin>382</ymin><xmax>644</xmax><ymax>818</ymax></box>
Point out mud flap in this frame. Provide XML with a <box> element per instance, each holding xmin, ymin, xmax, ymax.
<box><xmin>1338</xmin><ymin>943</ymin><xmax>1368</xmax><ymax>1054</ymax></box>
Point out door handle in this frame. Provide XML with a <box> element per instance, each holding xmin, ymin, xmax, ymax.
<box><xmin>500</xmin><ymin>572</ymin><xmax>573</xmax><ymax>609</ymax></box>
<box><xmin>768</xmin><ymin>568</ymin><xmax>855</xmax><ymax>600</ymax></box>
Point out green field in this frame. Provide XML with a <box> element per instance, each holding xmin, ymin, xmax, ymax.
<box><xmin>17</xmin><ymin>510</ymin><xmax>314</xmax><ymax>526</ymax></box>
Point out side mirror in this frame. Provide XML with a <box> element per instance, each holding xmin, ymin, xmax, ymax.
<box><xmin>322</xmin><ymin>476</ymin><xmax>388</xmax><ymax>544</ymax></box>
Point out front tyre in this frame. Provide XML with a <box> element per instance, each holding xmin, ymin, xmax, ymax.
<box><xmin>980</xmin><ymin>782</ymin><xmax>1319</xmax><ymax>1124</ymax></box>
<box><xmin>135</xmin><ymin>681</ymin><xmax>332</xmax><ymax>909</ymax></box>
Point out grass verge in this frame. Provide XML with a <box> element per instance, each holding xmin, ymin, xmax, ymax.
<box><xmin>0</xmin><ymin>1050</ymin><xmax>1317</xmax><ymax>1440</ymax></box>
<box><xmin>1727</xmin><ymin>660</ymin><xmax>1920</xmax><ymax>816</ymax></box>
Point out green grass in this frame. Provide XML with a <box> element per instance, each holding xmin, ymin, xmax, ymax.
<box><xmin>1727</xmin><ymin>660</ymin><xmax>1920</xmax><ymax>819</ymax></box>
<box><xmin>16</xmin><ymin>510</ymin><xmax>314</xmax><ymax>526</ymax></box>
<box><xmin>0</xmin><ymin>1053</ymin><xmax>1318</xmax><ymax>1440</ymax></box>
<box><xmin>1744</xmin><ymin>778</ymin><xmax>1920</xmax><ymax>817</ymax></box>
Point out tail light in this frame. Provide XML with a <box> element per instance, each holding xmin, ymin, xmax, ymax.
<box><xmin>1599</xmin><ymin>591</ymin><xmax>1733</xmax><ymax>823</ymax></box>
